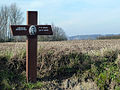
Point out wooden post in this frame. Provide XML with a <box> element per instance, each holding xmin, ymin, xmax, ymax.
<box><xmin>26</xmin><ymin>11</ymin><xmax>37</xmax><ymax>83</ymax></box>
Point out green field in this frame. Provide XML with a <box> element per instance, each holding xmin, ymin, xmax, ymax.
<box><xmin>0</xmin><ymin>40</ymin><xmax>120</xmax><ymax>89</ymax></box>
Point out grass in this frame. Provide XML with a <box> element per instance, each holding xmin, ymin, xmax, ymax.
<box><xmin>0</xmin><ymin>40</ymin><xmax>120</xmax><ymax>89</ymax></box>
<box><xmin>24</xmin><ymin>82</ymin><xmax>44</xmax><ymax>89</ymax></box>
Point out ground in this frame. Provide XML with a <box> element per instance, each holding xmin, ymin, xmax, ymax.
<box><xmin>0</xmin><ymin>40</ymin><xmax>120</xmax><ymax>89</ymax></box>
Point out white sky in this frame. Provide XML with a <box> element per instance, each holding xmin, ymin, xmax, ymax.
<box><xmin>1</xmin><ymin>0</ymin><xmax>120</xmax><ymax>36</ymax></box>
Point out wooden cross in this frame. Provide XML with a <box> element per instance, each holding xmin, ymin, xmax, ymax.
<box><xmin>10</xmin><ymin>11</ymin><xmax>53</xmax><ymax>83</ymax></box>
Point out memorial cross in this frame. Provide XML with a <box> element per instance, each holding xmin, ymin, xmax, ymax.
<box><xmin>10</xmin><ymin>11</ymin><xmax>53</xmax><ymax>83</ymax></box>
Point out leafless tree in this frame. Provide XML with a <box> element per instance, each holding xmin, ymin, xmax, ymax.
<box><xmin>9</xmin><ymin>3</ymin><xmax>23</xmax><ymax>25</ymax></box>
<box><xmin>38</xmin><ymin>24</ymin><xmax>67</xmax><ymax>41</ymax></box>
<box><xmin>9</xmin><ymin>3</ymin><xmax>24</xmax><ymax>40</ymax></box>
<box><xmin>51</xmin><ymin>24</ymin><xmax>67</xmax><ymax>41</ymax></box>
<box><xmin>0</xmin><ymin>3</ymin><xmax>24</xmax><ymax>41</ymax></box>
<box><xmin>0</xmin><ymin>5</ymin><xmax>9</xmax><ymax>40</ymax></box>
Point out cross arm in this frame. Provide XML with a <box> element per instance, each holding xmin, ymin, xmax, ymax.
<box><xmin>10</xmin><ymin>25</ymin><xmax>29</xmax><ymax>36</ymax></box>
<box><xmin>36</xmin><ymin>25</ymin><xmax>53</xmax><ymax>35</ymax></box>
<box><xmin>10</xmin><ymin>25</ymin><xmax>53</xmax><ymax>36</ymax></box>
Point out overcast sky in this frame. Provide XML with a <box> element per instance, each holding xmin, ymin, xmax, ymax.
<box><xmin>1</xmin><ymin>0</ymin><xmax>120</xmax><ymax>36</ymax></box>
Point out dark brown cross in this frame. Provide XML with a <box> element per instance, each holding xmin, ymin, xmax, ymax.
<box><xmin>10</xmin><ymin>11</ymin><xmax>53</xmax><ymax>83</ymax></box>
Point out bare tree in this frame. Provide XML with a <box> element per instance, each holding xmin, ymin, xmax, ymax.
<box><xmin>38</xmin><ymin>24</ymin><xmax>67</xmax><ymax>41</ymax></box>
<box><xmin>51</xmin><ymin>24</ymin><xmax>67</xmax><ymax>41</ymax></box>
<box><xmin>9</xmin><ymin>3</ymin><xmax>23</xmax><ymax>25</ymax></box>
<box><xmin>0</xmin><ymin>3</ymin><xmax>24</xmax><ymax>42</ymax></box>
<box><xmin>0</xmin><ymin>5</ymin><xmax>9</xmax><ymax>40</ymax></box>
<box><xmin>9</xmin><ymin>3</ymin><xmax>24</xmax><ymax>41</ymax></box>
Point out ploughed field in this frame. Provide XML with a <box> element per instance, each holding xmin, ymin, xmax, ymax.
<box><xmin>0</xmin><ymin>40</ymin><xmax>120</xmax><ymax>89</ymax></box>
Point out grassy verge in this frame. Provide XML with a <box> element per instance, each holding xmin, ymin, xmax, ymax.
<box><xmin>0</xmin><ymin>47</ymin><xmax>120</xmax><ymax>89</ymax></box>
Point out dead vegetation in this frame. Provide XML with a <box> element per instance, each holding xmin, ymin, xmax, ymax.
<box><xmin>1</xmin><ymin>39</ymin><xmax>120</xmax><ymax>54</ymax></box>
<box><xmin>0</xmin><ymin>40</ymin><xmax>120</xmax><ymax>89</ymax></box>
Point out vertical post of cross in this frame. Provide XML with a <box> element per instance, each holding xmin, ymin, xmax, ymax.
<box><xmin>26</xmin><ymin>11</ymin><xmax>37</xmax><ymax>83</ymax></box>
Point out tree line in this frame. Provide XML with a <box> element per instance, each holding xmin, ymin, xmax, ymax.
<box><xmin>97</xmin><ymin>35</ymin><xmax>120</xmax><ymax>40</ymax></box>
<box><xmin>0</xmin><ymin>3</ymin><xmax>67</xmax><ymax>42</ymax></box>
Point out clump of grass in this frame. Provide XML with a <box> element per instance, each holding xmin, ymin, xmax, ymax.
<box><xmin>18</xmin><ymin>49</ymin><xmax>26</xmax><ymax>59</ymax></box>
<box><xmin>0</xmin><ymin>55</ymin><xmax>26</xmax><ymax>89</ymax></box>
<box><xmin>0</xmin><ymin>50</ymin><xmax>14</xmax><ymax>60</ymax></box>
<box><xmin>24</xmin><ymin>82</ymin><xmax>44</xmax><ymax>89</ymax></box>
<box><xmin>82</xmin><ymin>50</ymin><xmax>120</xmax><ymax>90</ymax></box>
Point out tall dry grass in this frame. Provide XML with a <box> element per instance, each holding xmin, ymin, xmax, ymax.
<box><xmin>0</xmin><ymin>40</ymin><xmax>120</xmax><ymax>89</ymax></box>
